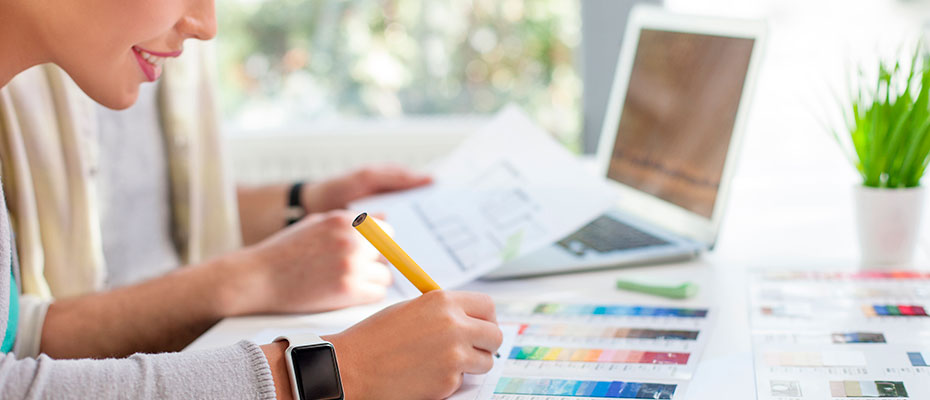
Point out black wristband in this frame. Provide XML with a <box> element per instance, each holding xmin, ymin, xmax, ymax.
<box><xmin>286</xmin><ymin>182</ymin><xmax>306</xmax><ymax>226</ymax></box>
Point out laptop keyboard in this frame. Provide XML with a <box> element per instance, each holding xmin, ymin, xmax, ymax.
<box><xmin>557</xmin><ymin>215</ymin><xmax>671</xmax><ymax>256</ymax></box>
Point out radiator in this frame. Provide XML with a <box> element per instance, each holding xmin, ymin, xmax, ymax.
<box><xmin>224</xmin><ymin>117</ymin><xmax>485</xmax><ymax>184</ymax></box>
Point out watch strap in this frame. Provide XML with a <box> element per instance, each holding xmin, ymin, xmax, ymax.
<box><xmin>274</xmin><ymin>333</ymin><xmax>325</xmax><ymax>348</ymax></box>
<box><xmin>274</xmin><ymin>334</ymin><xmax>342</xmax><ymax>400</ymax></box>
<box><xmin>286</xmin><ymin>182</ymin><xmax>306</xmax><ymax>226</ymax></box>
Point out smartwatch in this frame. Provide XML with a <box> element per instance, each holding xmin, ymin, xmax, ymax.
<box><xmin>274</xmin><ymin>334</ymin><xmax>344</xmax><ymax>400</ymax></box>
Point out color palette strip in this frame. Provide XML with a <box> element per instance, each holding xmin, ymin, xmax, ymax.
<box><xmin>770</xmin><ymin>381</ymin><xmax>801</xmax><ymax>397</ymax></box>
<box><xmin>831</xmin><ymin>332</ymin><xmax>886</xmax><ymax>344</ymax></box>
<box><xmin>494</xmin><ymin>377</ymin><xmax>676</xmax><ymax>399</ymax></box>
<box><xmin>509</xmin><ymin>346</ymin><xmax>690</xmax><ymax>365</ymax></box>
<box><xmin>764</xmin><ymin>270</ymin><xmax>930</xmax><ymax>281</ymax></box>
<box><xmin>907</xmin><ymin>351</ymin><xmax>930</xmax><ymax>367</ymax></box>
<box><xmin>763</xmin><ymin>351</ymin><xmax>866</xmax><ymax>367</ymax></box>
<box><xmin>861</xmin><ymin>305</ymin><xmax>928</xmax><ymax>317</ymax></box>
<box><xmin>532</xmin><ymin>303</ymin><xmax>708</xmax><ymax>318</ymax></box>
<box><xmin>829</xmin><ymin>381</ymin><xmax>907</xmax><ymax>398</ymax></box>
<box><xmin>518</xmin><ymin>324</ymin><xmax>699</xmax><ymax>341</ymax></box>
<box><xmin>759</xmin><ymin>304</ymin><xmax>811</xmax><ymax>318</ymax></box>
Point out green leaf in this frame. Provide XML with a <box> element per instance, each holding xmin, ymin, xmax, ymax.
<box><xmin>832</xmin><ymin>41</ymin><xmax>930</xmax><ymax>188</ymax></box>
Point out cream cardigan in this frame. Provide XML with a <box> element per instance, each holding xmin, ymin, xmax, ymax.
<box><xmin>0</xmin><ymin>41</ymin><xmax>242</xmax><ymax>301</ymax></box>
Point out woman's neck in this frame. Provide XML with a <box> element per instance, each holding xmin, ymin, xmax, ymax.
<box><xmin>0</xmin><ymin>3</ymin><xmax>48</xmax><ymax>87</ymax></box>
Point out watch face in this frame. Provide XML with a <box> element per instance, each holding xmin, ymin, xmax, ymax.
<box><xmin>292</xmin><ymin>344</ymin><xmax>343</xmax><ymax>400</ymax></box>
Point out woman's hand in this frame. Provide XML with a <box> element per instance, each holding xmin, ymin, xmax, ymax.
<box><xmin>325</xmin><ymin>291</ymin><xmax>503</xmax><ymax>400</ymax></box>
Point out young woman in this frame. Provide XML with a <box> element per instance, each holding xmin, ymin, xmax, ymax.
<box><xmin>0</xmin><ymin>0</ymin><xmax>502</xmax><ymax>398</ymax></box>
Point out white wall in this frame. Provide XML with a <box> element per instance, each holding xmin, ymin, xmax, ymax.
<box><xmin>225</xmin><ymin>1</ymin><xmax>930</xmax><ymax>262</ymax></box>
<box><xmin>666</xmin><ymin>0</ymin><xmax>929</xmax><ymax>184</ymax></box>
<box><xmin>661</xmin><ymin>0</ymin><xmax>930</xmax><ymax>264</ymax></box>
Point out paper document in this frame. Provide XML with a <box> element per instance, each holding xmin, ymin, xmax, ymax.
<box><xmin>351</xmin><ymin>106</ymin><xmax>615</xmax><ymax>295</ymax></box>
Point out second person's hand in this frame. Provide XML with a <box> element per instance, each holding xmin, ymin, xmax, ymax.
<box><xmin>301</xmin><ymin>165</ymin><xmax>432</xmax><ymax>213</ymax></box>
<box><xmin>227</xmin><ymin>210</ymin><xmax>394</xmax><ymax>315</ymax></box>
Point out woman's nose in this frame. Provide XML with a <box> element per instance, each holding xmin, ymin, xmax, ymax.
<box><xmin>176</xmin><ymin>0</ymin><xmax>216</xmax><ymax>41</ymax></box>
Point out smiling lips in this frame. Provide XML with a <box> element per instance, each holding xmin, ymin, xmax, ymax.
<box><xmin>132</xmin><ymin>46</ymin><xmax>182</xmax><ymax>82</ymax></box>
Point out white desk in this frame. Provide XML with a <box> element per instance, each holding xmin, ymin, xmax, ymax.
<box><xmin>187</xmin><ymin>178</ymin><xmax>930</xmax><ymax>399</ymax></box>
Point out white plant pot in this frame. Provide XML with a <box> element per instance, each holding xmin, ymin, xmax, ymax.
<box><xmin>853</xmin><ymin>185</ymin><xmax>925</xmax><ymax>267</ymax></box>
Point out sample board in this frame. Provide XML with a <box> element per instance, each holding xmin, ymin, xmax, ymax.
<box><xmin>750</xmin><ymin>271</ymin><xmax>930</xmax><ymax>400</ymax></box>
<box><xmin>450</xmin><ymin>302</ymin><xmax>714</xmax><ymax>400</ymax></box>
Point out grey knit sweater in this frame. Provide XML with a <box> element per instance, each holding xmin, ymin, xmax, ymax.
<box><xmin>0</xmin><ymin>181</ymin><xmax>278</xmax><ymax>399</ymax></box>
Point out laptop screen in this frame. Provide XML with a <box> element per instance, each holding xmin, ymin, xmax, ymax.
<box><xmin>606</xmin><ymin>29</ymin><xmax>755</xmax><ymax>219</ymax></box>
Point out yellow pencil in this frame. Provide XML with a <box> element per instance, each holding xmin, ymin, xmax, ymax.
<box><xmin>354</xmin><ymin>212</ymin><xmax>501</xmax><ymax>358</ymax></box>
<box><xmin>352</xmin><ymin>212</ymin><xmax>442</xmax><ymax>293</ymax></box>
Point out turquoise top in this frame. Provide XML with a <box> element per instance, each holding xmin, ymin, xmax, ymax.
<box><xmin>1</xmin><ymin>270</ymin><xmax>18</xmax><ymax>353</ymax></box>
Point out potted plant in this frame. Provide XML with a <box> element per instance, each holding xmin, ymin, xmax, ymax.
<box><xmin>832</xmin><ymin>45</ymin><xmax>930</xmax><ymax>267</ymax></box>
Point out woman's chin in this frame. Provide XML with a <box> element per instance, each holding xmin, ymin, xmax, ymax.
<box><xmin>89</xmin><ymin>84</ymin><xmax>140</xmax><ymax>110</ymax></box>
<box><xmin>58</xmin><ymin>53</ymin><xmax>151</xmax><ymax>110</ymax></box>
<box><xmin>103</xmin><ymin>94</ymin><xmax>139</xmax><ymax>110</ymax></box>
<box><xmin>67</xmin><ymin>71</ymin><xmax>142</xmax><ymax>110</ymax></box>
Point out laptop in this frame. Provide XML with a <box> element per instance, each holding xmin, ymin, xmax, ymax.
<box><xmin>485</xmin><ymin>6</ymin><xmax>767</xmax><ymax>279</ymax></box>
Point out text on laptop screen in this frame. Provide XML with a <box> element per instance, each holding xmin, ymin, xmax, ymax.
<box><xmin>607</xmin><ymin>29</ymin><xmax>754</xmax><ymax>219</ymax></box>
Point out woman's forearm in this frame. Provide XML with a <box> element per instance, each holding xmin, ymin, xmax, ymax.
<box><xmin>236</xmin><ymin>184</ymin><xmax>292</xmax><ymax>246</ymax></box>
<box><xmin>1</xmin><ymin>341</ymin><xmax>277</xmax><ymax>399</ymax></box>
<box><xmin>39</xmin><ymin>253</ymin><xmax>256</xmax><ymax>359</ymax></box>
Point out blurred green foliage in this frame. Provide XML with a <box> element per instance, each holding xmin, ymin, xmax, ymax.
<box><xmin>833</xmin><ymin>44</ymin><xmax>930</xmax><ymax>188</ymax></box>
<box><xmin>217</xmin><ymin>0</ymin><xmax>581</xmax><ymax>145</ymax></box>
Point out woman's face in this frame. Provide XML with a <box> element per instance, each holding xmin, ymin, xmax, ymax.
<box><xmin>45</xmin><ymin>0</ymin><xmax>216</xmax><ymax>109</ymax></box>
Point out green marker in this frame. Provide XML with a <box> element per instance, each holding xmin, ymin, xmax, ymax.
<box><xmin>615</xmin><ymin>278</ymin><xmax>699</xmax><ymax>299</ymax></box>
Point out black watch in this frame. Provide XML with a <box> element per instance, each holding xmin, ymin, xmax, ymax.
<box><xmin>286</xmin><ymin>182</ymin><xmax>307</xmax><ymax>226</ymax></box>
<box><xmin>275</xmin><ymin>334</ymin><xmax>344</xmax><ymax>400</ymax></box>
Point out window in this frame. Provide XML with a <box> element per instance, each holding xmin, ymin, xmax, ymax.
<box><xmin>217</xmin><ymin>0</ymin><xmax>582</xmax><ymax>146</ymax></box>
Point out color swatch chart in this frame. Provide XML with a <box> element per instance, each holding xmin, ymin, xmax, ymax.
<box><xmin>504</xmin><ymin>303</ymin><xmax>708</xmax><ymax>319</ymax></box>
<box><xmin>493</xmin><ymin>377</ymin><xmax>677</xmax><ymax>399</ymax></box>
<box><xmin>496</xmin><ymin>303</ymin><xmax>709</xmax><ymax>335</ymax></box>
<box><xmin>835</xmin><ymin>332</ymin><xmax>886</xmax><ymax>344</ymax></box>
<box><xmin>761</xmin><ymin>271</ymin><xmax>930</xmax><ymax>280</ymax></box>
<box><xmin>767</xmin><ymin>380</ymin><xmax>910</xmax><ymax>398</ymax></box>
<box><xmin>763</xmin><ymin>350</ymin><xmax>867</xmax><ymax>368</ymax></box>
<box><xmin>861</xmin><ymin>305</ymin><xmax>928</xmax><ymax>317</ymax></box>
<box><xmin>753</xmin><ymin>331</ymin><xmax>900</xmax><ymax>346</ymax></box>
<box><xmin>500</xmin><ymin>302</ymin><xmax>710</xmax><ymax>379</ymax></box>
<box><xmin>751</xmin><ymin>270</ymin><xmax>930</xmax><ymax>328</ymax></box>
<box><xmin>829</xmin><ymin>381</ymin><xmax>908</xmax><ymax>398</ymax></box>
<box><xmin>450</xmin><ymin>302</ymin><xmax>712</xmax><ymax>400</ymax></box>
<box><xmin>516</xmin><ymin>323</ymin><xmax>699</xmax><ymax>343</ymax></box>
<box><xmin>509</xmin><ymin>346</ymin><xmax>690</xmax><ymax>365</ymax></box>
<box><xmin>906</xmin><ymin>352</ymin><xmax>930</xmax><ymax>367</ymax></box>
<box><xmin>759</xmin><ymin>304</ymin><xmax>930</xmax><ymax>323</ymax></box>
<box><xmin>750</xmin><ymin>270</ymin><xmax>930</xmax><ymax>400</ymax></box>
